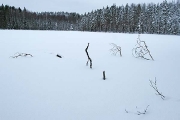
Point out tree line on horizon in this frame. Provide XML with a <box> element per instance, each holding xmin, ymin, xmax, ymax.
<box><xmin>0</xmin><ymin>0</ymin><xmax>180</xmax><ymax>35</ymax></box>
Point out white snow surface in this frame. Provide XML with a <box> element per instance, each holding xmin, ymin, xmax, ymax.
<box><xmin>0</xmin><ymin>30</ymin><xmax>180</xmax><ymax>120</ymax></box>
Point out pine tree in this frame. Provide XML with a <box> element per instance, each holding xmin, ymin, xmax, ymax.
<box><xmin>0</xmin><ymin>4</ymin><xmax>6</xmax><ymax>28</ymax></box>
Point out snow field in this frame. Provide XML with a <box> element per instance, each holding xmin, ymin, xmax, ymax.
<box><xmin>0</xmin><ymin>30</ymin><xmax>180</xmax><ymax>120</ymax></box>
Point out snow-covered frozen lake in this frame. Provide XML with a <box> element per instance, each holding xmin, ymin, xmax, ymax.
<box><xmin>0</xmin><ymin>30</ymin><xmax>180</xmax><ymax>120</ymax></box>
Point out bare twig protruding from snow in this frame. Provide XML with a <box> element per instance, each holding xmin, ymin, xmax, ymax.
<box><xmin>149</xmin><ymin>78</ymin><xmax>165</xmax><ymax>100</ymax></box>
<box><xmin>11</xmin><ymin>52</ymin><xmax>33</xmax><ymax>58</ymax></box>
<box><xmin>110</xmin><ymin>43</ymin><xmax>122</xmax><ymax>56</ymax></box>
<box><xmin>136</xmin><ymin>105</ymin><xmax>149</xmax><ymax>115</ymax></box>
<box><xmin>56</xmin><ymin>54</ymin><xmax>62</xmax><ymax>58</ymax></box>
<box><xmin>125</xmin><ymin>109</ymin><xmax>128</xmax><ymax>113</ymax></box>
<box><xmin>103</xmin><ymin>71</ymin><xmax>106</xmax><ymax>80</ymax></box>
<box><xmin>85</xmin><ymin>43</ymin><xmax>92</xmax><ymax>68</ymax></box>
<box><xmin>132</xmin><ymin>35</ymin><xmax>154</xmax><ymax>60</ymax></box>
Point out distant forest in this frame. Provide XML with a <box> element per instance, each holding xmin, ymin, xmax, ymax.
<box><xmin>0</xmin><ymin>0</ymin><xmax>180</xmax><ymax>35</ymax></box>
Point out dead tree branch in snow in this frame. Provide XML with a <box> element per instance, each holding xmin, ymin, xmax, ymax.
<box><xmin>110</xmin><ymin>43</ymin><xmax>122</xmax><ymax>56</ymax></box>
<box><xmin>132</xmin><ymin>35</ymin><xmax>154</xmax><ymax>60</ymax></box>
<box><xmin>103</xmin><ymin>71</ymin><xmax>106</xmax><ymax>80</ymax></box>
<box><xmin>136</xmin><ymin>105</ymin><xmax>149</xmax><ymax>115</ymax></box>
<box><xmin>11</xmin><ymin>53</ymin><xmax>33</xmax><ymax>58</ymax></box>
<box><xmin>149</xmin><ymin>78</ymin><xmax>165</xmax><ymax>100</ymax></box>
<box><xmin>85</xmin><ymin>43</ymin><xmax>92</xmax><ymax>68</ymax></box>
<box><xmin>56</xmin><ymin>54</ymin><xmax>62</xmax><ymax>58</ymax></box>
<box><xmin>125</xmin><ymin>109</ymin><xmax>128</xmax><ymax>113</ymax></box>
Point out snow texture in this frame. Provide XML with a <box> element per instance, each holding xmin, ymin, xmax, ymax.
<box><xmin>0</xmin><ymin>30</ymin><xmax>180</xmax><ymax>120</ymax></box>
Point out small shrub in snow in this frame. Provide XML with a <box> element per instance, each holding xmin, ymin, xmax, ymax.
<box><xmin>110</xmin><ymin>43</ymin><xmax>122</xmax><ymax>56</ymax></box>
<box><xmin>136</xmin><ymin>105</ymin><xmax>150</xmax><ymax>115</ymax></box>
<box><xmin>132</xmin><ymin>35</ymin><xmax>154</xmax><ymax>60</ymax></box>
<box><xmin>125</xmin><ymin>105</ymin><xmax>149</xmax><ymax>115</ymax></box>
<box><xmin>149</xmin><ymin>78</ymin><xmax>165</xmax><ymax>100</ymax></box>
<box><xmin>10</xmin><ymin>52</ymin><xmax>33</xmax><ymax>58</ymax></box>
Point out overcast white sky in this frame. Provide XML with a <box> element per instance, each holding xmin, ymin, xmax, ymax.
<box><xmin>0</xmin><ymin>0</ymin><xmax>170</xmax><ymax>14</ymax></box>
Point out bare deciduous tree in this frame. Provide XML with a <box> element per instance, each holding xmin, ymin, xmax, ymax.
<box><xmin>110</xmin><ymin>43</ymin><xmax>122</xmax><ymax>56</ymax></box>
<box><xmin>132</xmin><ymin>35</ymin><xmax>154</xmax><ymax>60</ymax></box>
